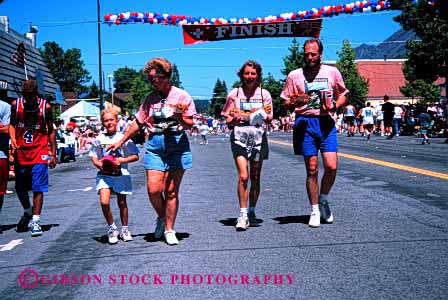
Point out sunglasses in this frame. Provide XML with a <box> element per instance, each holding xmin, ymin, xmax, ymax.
<box><xmin>147</xmin><ymin>73</ymin><xmax>167</xmax><ymax>83</ymax></box>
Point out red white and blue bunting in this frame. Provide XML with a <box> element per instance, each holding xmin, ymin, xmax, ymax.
<box><xmin>104</xmin><ymin>1</ymin><xmax>397</xmax><ymax>26</ymax></box>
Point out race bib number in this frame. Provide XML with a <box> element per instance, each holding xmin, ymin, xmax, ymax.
<box><xmin>23</xmin><ymin>130</ymin><xmax>33</xmax><ymax>144</ymax></box>
<box><xmin>304</xmin><ymin>78</ymin><xmax>330</xmax><ymax>109</ymax></box>
<box><xmin>240</xmin><ymin>99</ymin><xmax>263</xmax><ymax>113</ymax></box>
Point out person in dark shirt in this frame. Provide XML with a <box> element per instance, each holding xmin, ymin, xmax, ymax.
<box><xmin>418</xmin><ymin>111</ymin><xmax>432</xmax><ymax>145</ymax></box>
<box><xmin>381</xmin><ymin>95</ymin><xmax>395</xmax><ymax>139</ymax></box>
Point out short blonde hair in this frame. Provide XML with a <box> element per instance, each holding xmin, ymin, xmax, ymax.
<box><xmin>143</xmin><ymin>57</ymin><xmax>172</xmax><ymax>78</ymax></box>
<box><xmin>101</xmin><ymin>107</ymin><xmax>119</xmax><ymax>122</ymax></box>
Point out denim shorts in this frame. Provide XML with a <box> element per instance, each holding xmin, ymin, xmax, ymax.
<box><xmin>15</xmin><ymin>163</ymin><xmax>49</xmax><ymax>193</ymax></box>
<box><xmin>293</xmin><ymin>115</ymin><xmax>338</xmax><ymax>156</ymax></box>
<box><xmin>144</xmin><ymin>132</ymin><xmax>192</xmax><ymax>171</ymax></box>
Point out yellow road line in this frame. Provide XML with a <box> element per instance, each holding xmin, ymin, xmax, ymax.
<box><xmin>270</xmin><ymin>139</ymin><xmax>448</xmax><ymax>180</ymax></box>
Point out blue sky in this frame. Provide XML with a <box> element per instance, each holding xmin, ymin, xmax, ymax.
<box><xmin>2</xmin><ymin>0</ymin><xmax>402</xmax><ymax>99</ymax></box>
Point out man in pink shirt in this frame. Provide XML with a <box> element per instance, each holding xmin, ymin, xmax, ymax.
<box><xmin>281</xmin><ymin>38</ymin><xmax>348</xmax><ymax>228</ymax></box>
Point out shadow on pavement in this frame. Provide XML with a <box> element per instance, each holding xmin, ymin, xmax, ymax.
<box><xmin>218</xmin><ymin>218</ymin><xmax>264</xmax><ymax>227</ymax></box>
<box><xmin>93</xmin><ymin>235</ymin><xmax>109</xmax><ymax>244</ymax></box>
<box><xmin>272</xmin><ymin>215</ymin><xmax>309</xmax><ymax>224</ymax></box>
<box><xmin>5</xmin><ymin>223</ymin><xmax>60</xmax><ymax>234</ymax></box>
<box><xmin>143</xmin><ymin>232</ymin><xmax>191</xmax><ymax>243</ymax></box>
<box><xmin>41</xmin><ymin>224</ymin><xmax>60</xmax><ymax>232</ymax></box>
<box><xmin>0</xmin><ymin>224</ymin><xmax>19</xmax><ymax>233</ymax></box>
<box><xmin>92</xmin><ymin>232</ymin><xmax>191</xmax><ymax>244</ymax></box>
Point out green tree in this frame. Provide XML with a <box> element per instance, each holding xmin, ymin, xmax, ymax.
<box><xmin>335</xmin><ymin>40</ymin><xmax>369</xmax><ymax>107</ymax></box>
<box><xmin>170</xmin><ymin>64</ymin><xmax>183</xmax><ymax>88</ymax></box>
<box><xmin>281</xmin><ymin>38</ymin><xmax>304</xmax><ymax>78</ymax></box>
<box><xmin>113</xmin><ymin>67</ymin><xmax>139</xmax><ymax>93</ymax></box>
<box><xmin>400</xmin><ymin>79</ymin><xmax>440</xmax><ymax>104</ymax></box>
<box><xmin>392</xmin><ymin>0</ymin><xmax>446</xmax><ymax>102</ymax></box>
<box><xmin>262</xmin><ymin>73</ymin><xmax>285</xmax><ymax>118</ymax></box>
<box><xmin>128</xmin><ymin>72</ymin><xmax>153</xmax><ymax>113</ymax></box>
<box><xmin>87</xmin><ymin>80</ymin><xmax>99</xmax><ymax>98</ymax></box>
<box><xmin>40</xmin><ymin>41</ymin><xmax>91</xmax><ymax>93</ymax></box>
<box><xmin>208</xmin><ymin>79</ymin><xmax>228</xmax><ymax>117</ymax></box>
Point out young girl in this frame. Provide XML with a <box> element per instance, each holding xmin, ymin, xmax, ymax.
<box><xmin>89</xmin><ymin>109</ymin><xmax>139</xmax><ymax>244</ymax></box>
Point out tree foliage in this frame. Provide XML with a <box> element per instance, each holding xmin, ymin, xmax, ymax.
<box><xmin>128</xmin><ymin>72</ymin><xmax>153</xmax><ymax>113</ymax></box>
<box><xmin>281</xmin><ymin>38</ymin><xmax>304</xmax><ymax>78</ymax></box>
<box><xmin>335</xmin><ymin>40</ymin><xmax>369</xmax><ymax>108</ymax></box>
<box><xmin>113</xmin><ymin>67</ymin><xmax>139</xmax><ymax>93</ymax></box>
<box><xmin>40</xmin><ymin>41</ymin><xmax>91</xmax><ymax>93</ymax></box>
<box><xmin>170</xmin><ymin>64</ymin><xmax>183</xmax><ymax>88</ymax></box>
<box><xmin>87</xmin><ymin>80</ymin><xmax>99</xmax><ymax>98</ymax></box>
<box><xmin>392</xmin><ymin>0</ymin><xmax>447</xmax><ymax>101</ymax></box>
<box><xmin>400</xmin><ymin>79</ymin><xmax>440</xmax><ymax>104</ymax></box>
<box><xmin>208</xmin><ymin>79</ymin><xmax>228</xmax><ymax>117</ymax></box>
<box><xmin>262</xmin><ymin>73</ymin><xmax>285</xmax><ymax>119</ymax></box>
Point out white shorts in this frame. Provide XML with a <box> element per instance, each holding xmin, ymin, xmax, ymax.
<box><xmin>96</xmin><ymin>174</ymin><xmax>133</xmax><ymax>195</ymax></box>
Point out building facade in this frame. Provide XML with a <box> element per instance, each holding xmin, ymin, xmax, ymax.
<box><xmin>0</xmin><ymin>16</ymin><xmax>58</xmax><ymax>102</ymax></box>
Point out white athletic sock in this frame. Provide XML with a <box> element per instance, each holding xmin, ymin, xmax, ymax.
<box><xmin>32</xmin><ymin>215</ymin><xmax>40</xmax><ymax>222</ymax></box>
<box><xmin>312</xmin><ymin>204</ymin><xmax>319</xmax><ymax>212</ymax></box>
<box><xmin>122</xmin><ymin>225</ymin><xmax>128</xmax><ymax>231</ymax></box>
<box><xmin>240</xmin><ymin>208</ymin><xmax>248</xmax><ymax>217</ymax></box>
<box><xmin>109</xmin><ymin>223</ymin><xmax>117</xmax><ymax>230</ymax></box>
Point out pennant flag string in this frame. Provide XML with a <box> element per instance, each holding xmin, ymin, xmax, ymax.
<box><xmin>104</xmin><ymin>0</ymin><xmax>398</xmax><ymax>26</ymax></box>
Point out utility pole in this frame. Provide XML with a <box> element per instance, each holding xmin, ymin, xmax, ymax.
<box><xmin>97</xmin><ymin>0</ymin><xmax>104</xmax><ymax>111</ymax></box>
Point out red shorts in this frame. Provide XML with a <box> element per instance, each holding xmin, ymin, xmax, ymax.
<box><xmin>0</xmin><ymin>158</ymin><xmax>8</xmax><ymax>195</ymax></box>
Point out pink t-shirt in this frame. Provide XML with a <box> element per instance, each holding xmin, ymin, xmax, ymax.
<box><xmin>136</xmin><ymin>86</ymin><xmax>196</xmax><ymax>128</ymax></box>
<box><xmin>221</xmin><ymin>87</ymin><xmax>273</xmax><ymax>119</ymax></box>
<box><xmin>281</xmin><ymin>65</ymin><xmax>348</xmax><ymax>116</ymax></box>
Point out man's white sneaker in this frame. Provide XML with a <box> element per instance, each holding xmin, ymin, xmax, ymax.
<box><xmin>164</xmin><ymin>230</ymin><xmax>179</xmax><ymax>245</ymax></box>
<box><xmin>108</xmin><ymin>228</ymin><xmax>119</xmax><ymax>244</ymax></box>
<box><xmin>120</xmin><ymin>228</ymin><xmax>133</xmax><ymax>242</ymax></box>
<box><xmin>308</xmin><ymin>211</ymin><xmax>321</xmax><ymax>228</ymax></box>
<box><xmin>319</xmin><ymin>200</ymin><xmax>334</xmax><ymax>223</ymax></box>
<box><xmin>235</xmin><ymin>216</ymin><xmax>250</xmax><ymax>231</ymax></box>
<box><xmin>154</xmin><ymin>218</ymin><xmax>165</xmax><ymax>239</ymax></box>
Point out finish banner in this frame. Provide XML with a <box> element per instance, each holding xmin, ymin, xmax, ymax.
<box><xmin>182</xmin><ymin>19</ymin><xmax>322</xmax><ymax>45</ymax></box>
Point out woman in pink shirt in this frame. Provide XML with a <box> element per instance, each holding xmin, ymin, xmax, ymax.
<box><xmin>108</xmin><ymin>58</ymin><xmax>196</xmax><ymax>245</ymax></box>
<box><xmin>221</xmin><ymin>60</ymin><xmax>273</xmax><ymax>231</ymax></box>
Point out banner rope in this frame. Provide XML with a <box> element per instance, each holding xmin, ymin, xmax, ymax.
<box><xmin>104</xmin><ymin>1</ymin><xmax>400</xmax><ymax>26</ymax></box>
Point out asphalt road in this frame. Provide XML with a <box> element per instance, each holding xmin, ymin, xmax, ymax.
<box><xmin>0</xmin><ymin>132</ymin><xmax>447</xmax><ymax>300</ymax></box>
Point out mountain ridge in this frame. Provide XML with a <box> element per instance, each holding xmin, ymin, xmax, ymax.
<box><xmin>354</xmin><ymin>29</ymin><xmax>417</xmax><ymax>59</ymax></box>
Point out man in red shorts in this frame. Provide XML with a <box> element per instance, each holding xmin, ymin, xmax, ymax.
<box><xmin>9</xmin><ymin>80</ymin><xmax>56</xmax><ymax>236</ymax></box>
